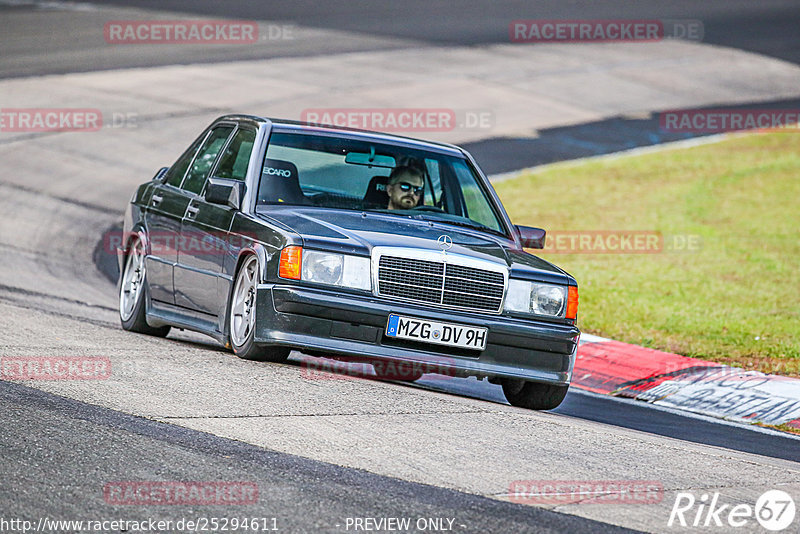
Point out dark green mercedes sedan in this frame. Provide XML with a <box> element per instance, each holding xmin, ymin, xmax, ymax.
<box><xmin>118</xmin><ymin>115</ymin><xmax>580</xmax><ymax>410</ymax></box>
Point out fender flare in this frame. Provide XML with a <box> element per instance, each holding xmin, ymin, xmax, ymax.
<box><xmin>234</xmin><ymin>243</ymin><xmax>271</xmax><ymax>284</ymax></box>
<box><xmin>224</xmin><ymin>244</ymin><xmax>272</xmax><ymax>345</ymax></box>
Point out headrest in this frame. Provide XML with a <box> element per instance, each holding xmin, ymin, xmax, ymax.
<box><xmin>263</xmin><ymin>159</ymin><xmax>298</xmax><ymax>181</ymax></box>
<box><xmin>368</xmin><ymin>175</ymin><xmax>388</xmax><ymax>192</ymax></box>
<box><xmin>362</xmin><ymin>175</ymin><xmax>390</xmax><ymax>208</ymax></box>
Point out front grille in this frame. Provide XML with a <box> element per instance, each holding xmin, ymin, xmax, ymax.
<box><xmin>377</xmin><ymin>255</ymin><xmax>505</xmax><ymax>313</ymax></box>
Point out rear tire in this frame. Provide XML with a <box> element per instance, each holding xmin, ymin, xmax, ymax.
<box><xmin>502</xmin><ymin>379</ymin><xmax>568</xmax><ymax>410</ymax></box>
<box><xmin>119</xmin><ymin>236</ymin><xmax>171</xmax><ymax>337</ymax></box>
<box><xmin>228</xmin><ymin>255</ymin><xmax>290</xmax><ymax>363</ymax></box>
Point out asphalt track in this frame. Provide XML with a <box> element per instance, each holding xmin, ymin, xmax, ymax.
<box><xmin>49</xmin><ymin>0</ymin><xmax>800</xmax><ymax>65</ymax></box>
<box><xmin>2</xmin><ymin>1</ymin><xmax>800</xmax><ymax>533</ymax></box>
<box><xmin>3</xmin><ymin>0</ymin><xmax>800</xmax><ymax>75</ymax></box>
<box><xmin>2</xmin><ymin>380</ymin><xmax>633</xmax><ymax>533</ymax></box>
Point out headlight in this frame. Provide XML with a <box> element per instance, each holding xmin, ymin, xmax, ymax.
<box><xmin>531</xmin><ymin>283</ymin><xmax>566</xmax><ymax>316</ymax></box>
<box><xmin>279</xmin><ymin>247</ymin><xmax>371</xmax><ymax>291</ymax></box>
<box><xmin>505</xmin><ymin>279</ymin><xmax>577</xmax><ymax>319</ymax></box>
<box><xmin>302</xmin><ymin>251</ymin><xmax>343</xmax><ymax>285</ymax></box>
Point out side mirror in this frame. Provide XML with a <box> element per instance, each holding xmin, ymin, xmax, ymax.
<box><xmin>205</xmin><ymin>177</ymin><xmax>245</xmax><ymax>210</ymax></box>
<box><xmin>516</xmin><ymin>225</ymin><xmax>546</xmax><ymax>249</ymax></box>
<box><xmin>152</xmin><ymin>167</ymin><xmax>168</xmax><ymax>182</ymax></box>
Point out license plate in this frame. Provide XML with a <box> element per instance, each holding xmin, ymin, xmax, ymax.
<box><xmin>385</xmin><ymin>314</ymin><xmax>487</xmax><ymax>350</ymax></box>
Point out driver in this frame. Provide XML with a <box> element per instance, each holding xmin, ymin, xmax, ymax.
<box><xmin>386</xmin><ymin>165</ymin><xmax>424</xmax><ymax>210</ymax></box>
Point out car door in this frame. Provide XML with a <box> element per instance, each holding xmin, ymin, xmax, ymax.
<box><xmin>143</xmin><ymin>133</ymin><xmax>205</xmax><ymax>304</ymax></box>
<box><xmin>172</xmin><ymin>124</ymin><xmax>236</xmax><ymax>314</ymax></box>
<box><xmin>204</xmin><ymin>126</ymin><xmax>258</xmax><ymax>316</ymax></box>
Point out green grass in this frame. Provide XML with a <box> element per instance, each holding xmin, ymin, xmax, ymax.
<box><xmin>495</xmin><ymin>132</ymin><xmax>800</xmax><ymax>375</ymax></box>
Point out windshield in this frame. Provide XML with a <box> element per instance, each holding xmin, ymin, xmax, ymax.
<box><xmin>258</xmin><ymin>131</ymin><xmax>507</xmax><ymax>234</ymax></box>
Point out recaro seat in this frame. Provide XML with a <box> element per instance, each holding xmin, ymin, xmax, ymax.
<box><xmin>362</xmin><ymin>175</ymin><xmax>390</xmax><ymax>209</ymax></box>
<box><xmin>259</xmin><ymin>159</ymin><xmax>310</xmax><ymax>205</ymax></box>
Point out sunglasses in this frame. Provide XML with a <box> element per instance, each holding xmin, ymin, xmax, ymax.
<box><xmin>397</xmin><ymin>182</ymin><xmax>424</xmax><ymax>194</ymax></box>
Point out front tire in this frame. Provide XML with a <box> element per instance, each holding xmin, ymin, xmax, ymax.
<box><xmin>502</xmin><ymin>379</ymin><xmax>568</xmax><ymax>410</ymax></box>
<box><xmin>228</xmin><ymin>255</ymin><xmax>290</xmax><ymax>363</ymax></box>
<box><xmin>119</xmin><ymin>236</ymin><xmax>170</xmax><ymax>337</ymax></box>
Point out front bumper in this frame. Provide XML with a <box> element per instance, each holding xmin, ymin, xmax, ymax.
<box><xmin>255</xmin><ymin>284</ymin><xmax>580</xmax><ymax>385</ymax></box>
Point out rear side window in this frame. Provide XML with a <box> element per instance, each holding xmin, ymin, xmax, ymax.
<box><xmin>163</xmin><ymin>135</ymin><xmax>203</xmax><ymax>187</ymax></box>
<box><xmin>181</xmin><ymin>126</ymin><xmax>234</xmax><ymax>195</ymax></box>
<box><xmin>215</xmin><ymin>128</ymin><xmax>256</xmax><ymax>181</ymax></box>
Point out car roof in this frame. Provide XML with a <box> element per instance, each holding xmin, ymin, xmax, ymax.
<box><xmin>216</xmin><ymin>114</ymin><xmax>466</xmax><ymax>157</ymax></box>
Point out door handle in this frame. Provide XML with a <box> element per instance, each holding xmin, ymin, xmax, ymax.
<box><xmin>151</xmin><ymin>194</ymin><xmax>163</xmax><ymax>206</ymax></box>
<box><xmin>186</xmin><ymin>205</ymin><xmax>199</xmax><ymax>218</ymax></box>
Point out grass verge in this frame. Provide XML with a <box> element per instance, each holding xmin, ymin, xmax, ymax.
<box><xmin>495</xmin><ymin>132</ymin><xmax>800</xmax><ymax>375</ymax></box>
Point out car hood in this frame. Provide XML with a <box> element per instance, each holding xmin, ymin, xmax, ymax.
<box><xmin>255</xmin><ymin>207</ymin><xmax>572</xmax><ymax>284</ymax></box>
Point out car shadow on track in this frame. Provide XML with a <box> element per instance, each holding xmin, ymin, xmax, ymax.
<box><xmin>284</xmin><ymin>351</ymin><xmax>800</xmax><ymax>463</ymax></box>
<box><xmin>152</xmin><ymin>330</ymin><xmax>800</xmax><ymax>463</ymax></box>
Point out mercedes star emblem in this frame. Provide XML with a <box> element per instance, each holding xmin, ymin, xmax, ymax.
<box><xmin>437</xmin><ymin>235</ymin><xmax>453</xmax><ymax>251</ymax></box>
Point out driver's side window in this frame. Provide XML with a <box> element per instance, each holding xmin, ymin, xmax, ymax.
<box><xmin>215</xmin><ymin>128</ymin><xmax>256</xmax><ymax>181</ymax></box>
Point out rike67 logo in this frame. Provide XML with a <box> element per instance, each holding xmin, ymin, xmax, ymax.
<box><xmin>668</xmin><ymin>490</ymin><xmax>795</xmax><ymax>531</ymax></box>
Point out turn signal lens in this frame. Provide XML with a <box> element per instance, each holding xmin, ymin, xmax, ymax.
<box><xmin>279</xmin><ymin>246</ymin><xmax>302</xmax><ymax>280</ymax></box>
<box><xmin>566</xmin><ymin>285</ymin><xmax>579</xmax><ymax>320</ymax></box>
